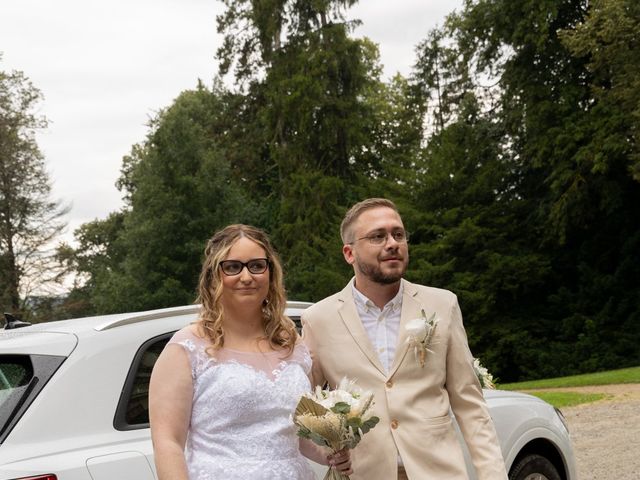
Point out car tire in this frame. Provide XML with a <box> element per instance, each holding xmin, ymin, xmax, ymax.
<box><xmin>509</xmin><ymin>454</ymin><xmax>562</xmax><ymax>480</ymax></box>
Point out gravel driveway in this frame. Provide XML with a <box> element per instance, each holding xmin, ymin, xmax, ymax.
<box><xmin>528</xmin><ymin>384</ymin><xmax>640</xmax><ymax>480</ymax></box>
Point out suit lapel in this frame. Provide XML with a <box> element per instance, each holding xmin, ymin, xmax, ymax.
<box><xmin>387</xmin><ymin>280</ymin><xmax>422</xmax><ymax>379</ymax></box>
<box><xmin>337</xmin><ymin>282</ymin><xmax>386</xmax><ymax>376</ymax></box>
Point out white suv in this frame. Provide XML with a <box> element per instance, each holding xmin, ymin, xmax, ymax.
<box><xmin>0</xmin><ymin>303</ymin><xmax>576</xmax><ymax>480</ymax></box>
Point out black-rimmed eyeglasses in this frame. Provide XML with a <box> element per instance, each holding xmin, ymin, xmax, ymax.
<box><xmin>351</xmin><ymin>230</ymin><xmax>409</xmax><ymax>245</ymax></box>
<box><xmin>219</xmin><ymin>258</ymin><xmax>270</xmax><ymax>276</ymax></box>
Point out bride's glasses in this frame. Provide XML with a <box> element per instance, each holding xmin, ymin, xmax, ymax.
<box><xmin>219</xmin><ymin>258</ymin><xmax>269</xmax><ymax>276</ymax></box>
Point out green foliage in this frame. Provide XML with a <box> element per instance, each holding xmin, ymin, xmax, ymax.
<box><xmin>361</xmin><ymin>74</ymin><xmax>426</xmax><ymax>200</ymax></box>
<box><xmin>401</xmin><ymin>92</ymin><xmax>552</xmax><ymax>380</ymax></box>
<box><xmin>409</xmin><ymin>0</ymin><xmax>640</xmax><ymax>380</ymax></box>
<box><xmin>296</xmin><ymin>425</ymin><xmax>330</xmax><ymax>448</ymax></box>
<box><xmin>345</xmin><ymin>416</ymin><xmax>360</xmax><ymax>429</ymax></box>
<box><xmin>276</xmin><ymin>170</ymin><xmax>351</xmax><ymax>301</ymax></box>
<box><xmin>330</xmin><ymin>402</ymin><xmax>351</xmax><ymax>414</ymax></box>
<box><xmin>64</xmin><ymin>84</ymin><xmax>258</xmax><ymax>314</ymax></box>
<box><xmin>57</xmin><ymin>0</ymin><xmax>639</xmax><ymax>383</ymax></box>
<box><xmin>216</xmin><ymin>0</ymin><xmax>360</xmax><ymax>86</ymax></box>
<box><xmin>215</xmin><ymin>1</ymin><xmax>385</xmax><ymax>300</ymax></box>
<box><xmin>58</xmin><ymin>212</ymin><xmax>126</xmax><ymax>289</ymax></box>
<box><xmin>360</xmin><ymin>416</ymin><xmax>379</xmax><ymax>434</ymax></box>
<box><xmin>559</xmin><ymin>0</ymin><xmax>640</xmax><ymax>182</ymax></box>
<box><xmin>110</xmin><ymin>86</ymin><xmax>259</xmax><ymax>312</ymax></box>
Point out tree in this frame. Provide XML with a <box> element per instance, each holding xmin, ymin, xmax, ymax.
<box><xmin>56</xmin><ymin>211</ymin><xmax>127</xmax><ymax>317</ymax></box>
<box><xmin>63</xmin><ymin>83</ymin><xmax>257</xmax><ymax>314</ymax></box>
<box><xmin>409</xmin><ymin>0</ymin><xmax>640</xmax><ymax>379</ymax></box>
<box><xmin>559</xmin><ymin>0</ymin><xmax>640</xmax><ymax>182</ymax></box>
<box><xmin>216</xmin><ymin>1</ymin><xmax>388</xmax><ymax>300</ymax></box>
<box><xmin>0</xmin><ymin>61</ymin><xmax>68</xmax><ymax>316</ymax></box>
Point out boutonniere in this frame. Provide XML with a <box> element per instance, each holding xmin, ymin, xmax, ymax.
<box><xmin>405</xmin><ymin>309</ymin><xmax>439</xmax><ymax>367</ymax></box>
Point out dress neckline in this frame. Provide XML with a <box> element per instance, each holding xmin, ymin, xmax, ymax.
<box><xmin>220</xmin><ymin>346</ymin><xmax>286</xmax><ymax>355</ymax></box>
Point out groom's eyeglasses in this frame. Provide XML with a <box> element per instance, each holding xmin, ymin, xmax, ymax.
<box><xmin>219</xmin><ymin>258</ymin><xmax>270</xmax><ymax>276</ymax></box>
<box><xmin>352</xmin><ymin>229</ymin><xmax>409</xmax><ymax>245</ymax></box>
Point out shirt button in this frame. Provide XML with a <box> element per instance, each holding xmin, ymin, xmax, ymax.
<box><xmin>390</xmin><ymin>419</ymin><xmax>399</xmax><ymax>429</ymax></box>
<box><xmin>386</xmin><ymin>380</ymin><xmax>393</xmax><ymax>389</ymax></box>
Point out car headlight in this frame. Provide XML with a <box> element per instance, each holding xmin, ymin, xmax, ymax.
<box><xmin>554</xmin><ymin>407</ymin><xmax>570</xmax><ymax>434</ymax></box>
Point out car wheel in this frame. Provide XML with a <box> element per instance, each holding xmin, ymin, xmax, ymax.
<box><xmin>509</xmin><ymin>454</ymin><xmax>562</xmax><ymax>480</ymax></box>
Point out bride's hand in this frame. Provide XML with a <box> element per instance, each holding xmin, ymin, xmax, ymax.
<box><xmin>327</xmin><ymin>448</ymin><xmax>353</xmax><ymax>475</ymax></box>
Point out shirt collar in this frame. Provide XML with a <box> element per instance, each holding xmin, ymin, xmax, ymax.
<box><xmin>350</xmin><ymin>278</ymin><xmax>404</xmax><ymax>313</ymax></box>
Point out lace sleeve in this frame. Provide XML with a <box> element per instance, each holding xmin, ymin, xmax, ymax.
<box><xmin>293</xmin><ymin>341</ymin><xmax>313</xmax><ymax>379</ymax></box>
<box><xmin>167</xmin><ymin>327</ymin><xmax>215</xmax><ymax>379</ymax></box>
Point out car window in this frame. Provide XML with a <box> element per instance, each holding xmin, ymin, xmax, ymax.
<box><xmin>114</xmin><ymin>333</ymin><xmax>172</xmax><ymax>431</ymax></box>
<box><xmin>0</xmin><ymin>354</ymin><xmax>65</xmax><ymax>443</ymax></box>
<box><xmin>290</xmin><ymin>316</ymin><xmax>301</xmax><ymax>333</ymax></box>
<box><xmin>115</xmin><ymin>316</ymin><xmax>302</xmax><ymax>431</ymax></box>
<box><xmin>0</xmin><ymin>356</ymin><xmax>32</xmax><ymax>405</ymax></box>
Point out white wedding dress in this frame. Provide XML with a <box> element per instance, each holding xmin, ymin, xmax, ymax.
<box><xmin>168</xmin><ymin>328</ymin><xmax>317</xmax><ymax>480</ymax></box>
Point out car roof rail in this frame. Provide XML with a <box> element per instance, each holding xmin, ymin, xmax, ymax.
<box><xmin>94</xmin><ymin>300</ymin><xmax>314</xmax><ymax>332</ymax></box>
<box><xmin>285</xmin><ymin>300</ymin><xmax>314</xmax><ymax>310</ymax></box>
<box><xmin>95</xmin><ymin>305</ymin><xmax>201</xmax><ymax>331</ymax></box>
<box><xmin>3</xmin><ymin>313</ymin><xmax>32</xmax><ymax>330</ymax></box>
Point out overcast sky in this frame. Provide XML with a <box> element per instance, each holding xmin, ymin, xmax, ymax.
<box><xmin>1</xmin><ymin>0</ymin><xmax>461</xmax><ymax>243</ymax></box>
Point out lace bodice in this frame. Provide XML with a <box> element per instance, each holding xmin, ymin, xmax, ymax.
<box><xmin>168</xmin><ymin>328</ymin><xmax>316</xmax><ymax>480</ymax></box>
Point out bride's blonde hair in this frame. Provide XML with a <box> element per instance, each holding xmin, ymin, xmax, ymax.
<box><xmin>196</xmin><ymin>224</ymin><xmax>297</xmax><ymax>354</ymax></box>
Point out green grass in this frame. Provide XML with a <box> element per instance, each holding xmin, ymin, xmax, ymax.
<box><xmin>499</xmin><ymin>366</ymin><xmax>640</xmax><ymax>390</ymax></box>
<box><xmin>524</xmin><ymin>391</ymin><xmax>610</xmax><ymax>408</ymax></box>
<box><xmin>495</xmin><ymin>366</ymin><xmax>639</xmax><ymax>408</ymax></box>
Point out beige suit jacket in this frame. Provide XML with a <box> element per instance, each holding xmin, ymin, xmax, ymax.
<box><xmin>301</xmin><ymin>279</ymin><xmax>508</xmax><ymax>480</ymax></box>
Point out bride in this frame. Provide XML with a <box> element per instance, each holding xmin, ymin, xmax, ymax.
<box><xmin>149</xmin><ymin>224</ymin><xmax>351</xmax><ymax>479</ymax></box>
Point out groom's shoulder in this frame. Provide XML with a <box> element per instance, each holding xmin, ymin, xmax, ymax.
<box><xmin>406</xmin><ymin>280</ymin><xmax>457</xmax><ymax>302</ymax></box>
<box><xmin>302</xmin><ymin>291</ymin><xmax>343</xmax><ymax>321</ymax></box>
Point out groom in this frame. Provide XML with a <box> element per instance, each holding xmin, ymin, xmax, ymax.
<box><xmin>301</xmin><ymin>198</ymin><xmax>508</xmax><ymax>480</ymax></box>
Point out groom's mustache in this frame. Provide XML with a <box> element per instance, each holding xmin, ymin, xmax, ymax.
<box><xmin>380</xmin><ymin>254</ymin><xmax>404</xmax><ymax>261</ymax></box>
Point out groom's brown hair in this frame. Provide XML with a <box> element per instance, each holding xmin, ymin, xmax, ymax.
<box><xmin>340</xmin><ymin>198</ymin><xmax>399</xmax><ymax>244</ymax></box>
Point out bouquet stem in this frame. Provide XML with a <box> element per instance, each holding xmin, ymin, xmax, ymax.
<box><xmin>323</xmin><ymin>446</ymin><xmax>350</xmax><ymax>480</ymax></box>
<box><xmin>323</xmin><ymin>468</ymin><xmax>350</xmax><ymax>480</ymax></box>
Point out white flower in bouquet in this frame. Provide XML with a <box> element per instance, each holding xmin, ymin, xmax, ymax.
<box><xmin>295</xmin><ymin>378</ymin><xmax>380</xmax><ymax>480</ymax></box>
<box><xmin>312</xmin><ymin>378</ymin><xmax>372</xmax><ymax>418</ymax></box>
<box><xmin>405</xmin><ymin>309</ymin><xmax>439</xmax><ymax>367</ymax></box>
<box><xmin>473</xmin><ymin>358</ymin><xmax>496</xmax><ymax>389</ymax></box>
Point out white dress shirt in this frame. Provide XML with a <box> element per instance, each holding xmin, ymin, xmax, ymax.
<box><xmin>351</xmin><ymin>279</ymin><xmax>403</xmax><ymax>374</ymax></box>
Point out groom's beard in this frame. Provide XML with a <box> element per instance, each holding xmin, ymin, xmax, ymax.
<box><xmin>354</xmin><ymin>253</ymin><xmax>408</xmax><ymax>285</ymax></box>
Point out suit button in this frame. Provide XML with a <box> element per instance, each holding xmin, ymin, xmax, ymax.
<box><xmin>386</xmin><ymin>380</ymin><xmax>393</xmax><ymax>388</ymax></box>
<box><xmin>390</xmin><ymin>419</ymin><xmax>399</xmax><ymax>429</ymax></box>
